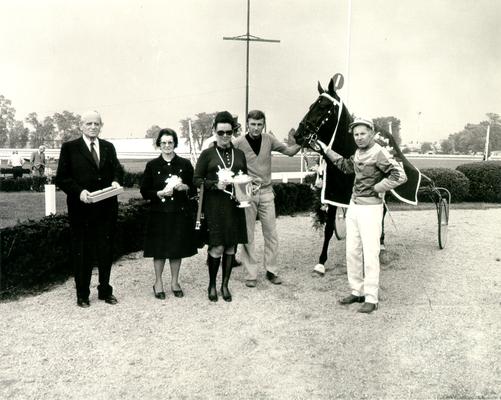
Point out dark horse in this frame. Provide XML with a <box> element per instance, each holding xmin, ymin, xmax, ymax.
<box><xmin>295</xmin><ymin>77</ymin><xmax>421</xmax><ymax>274</ymax></box>
<box><xmin>294</xmin><ymin>77</ymin><xmax>388</xmax><ymax>275</ymax></box>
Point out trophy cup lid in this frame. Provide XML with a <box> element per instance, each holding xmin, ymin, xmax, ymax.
<box><xmin>233</xmin><ymin>171</ymin><xmax>252</xmax><ymax>183</ymax></box>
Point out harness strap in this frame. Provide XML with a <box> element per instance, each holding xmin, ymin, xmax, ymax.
<box><xmin>320</xmin><ymin>92</ymin><xmax>340</xmax><ymax>106</ymax></box>
<box><xmin>327</xmin><ymin>97</ymin><xmax>343</xmax><ymax>148</ymax></box>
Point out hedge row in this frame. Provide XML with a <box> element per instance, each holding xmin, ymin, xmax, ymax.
<box><xmin>122</xmin><ymin>171</ymin><xmax>143</xmax><ymax>188</ymax></box>
<box><xmin>0</xmin><ymin>167</ymin><xmax>31</xmax><ymax>175</ymax></box>
<box><xmin>0</xmin><ymin>176</ymin><xmax>49</xmax><ymax>192</ymax></box>
<box><xmin>456</xmin><ymin>161</ymin><xmax>501</xmax><ymax>202</ymax></box>
<box><xmin>274</xmin><ymin>182</ymin><xmax>315</xmax><ymax>216</ymax></box>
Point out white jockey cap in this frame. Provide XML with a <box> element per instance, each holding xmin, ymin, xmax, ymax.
<box><xmin>349</xmin><ymin>117</ymin><xmax>374</xmax><ymax>131</ymax></box>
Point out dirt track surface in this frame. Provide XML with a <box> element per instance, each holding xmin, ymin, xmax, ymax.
<box><xmin>1</xmin><ymin>208</ymin><xmax>500</xmax><ymax>399</ymax></box>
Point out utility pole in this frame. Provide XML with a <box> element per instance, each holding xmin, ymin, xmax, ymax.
<box><xmin>223</xmin><ymin>0</ymin><xmax>280</xmax><ymax>119</ymax></box>
<box><xmin>417</xmin><ymin>111</ymin><xmax>422</xmax><ymax>139</ymax></box>
<box><xmin>345</xmin><ymin>0</ymin><xmax>352</xmax><ymax>104</ymax></box>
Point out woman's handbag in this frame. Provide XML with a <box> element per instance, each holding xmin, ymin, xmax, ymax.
<box><xmin>194</xmin><ymin>184</ymin><xmax>208</xmax><ymax>248</ymax></box>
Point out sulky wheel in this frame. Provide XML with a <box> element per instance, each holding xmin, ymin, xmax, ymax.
<box><xmin>334</xmin><ymin>206</ymin><xmax>347</xmax><ymax>240</ymax></box>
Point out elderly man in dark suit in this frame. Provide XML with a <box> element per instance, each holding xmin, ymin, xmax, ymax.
<box><xmin>56</xmin><ymin>111</ymin><xmax>123</xmax><ymax>308</ymax></box>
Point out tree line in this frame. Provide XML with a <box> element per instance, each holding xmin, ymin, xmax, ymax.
<box><xmin>3</xmin><ymin>93</ymin><xmax>498</xmax><ymax>155</ymax></box>
<box><xmin>0</xmin><ymin>95</ymin><xmax>83</xmax><ymax>148</ymax></box>
<box><xmin>439</xmin><ymin>113</ymin><xmax>500</xmax><ymax>155</ymax></box>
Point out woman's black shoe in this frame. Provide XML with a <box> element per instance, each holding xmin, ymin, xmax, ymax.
<box><xmin>153</xmin><ymin>285</ymin><xmax>166</xmax><ymax>300</ymax></box>
<box><xmin>172</xmin><ymin>288</ymin><xmax>184</xmax><ymax>298</ymax></box>
<box><xmin>221</xmin><ymin>286</ymin><xmax>232</xmax><ymax>302</ymax></box>
<box><xmin>208</xmin><ymin>286</ymin><xmax>218</xmax><ymax>302</ymax></box>
<box><xmin>77</xmin><ymin>297</ymin><xmax>90</xmax><ymax>308</ymax></box>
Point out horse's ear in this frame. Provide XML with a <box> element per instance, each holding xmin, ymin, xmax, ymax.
<box><xmin>317</xmin><ymin>81</ymin><xmax>324</xmax><ymax>94</ymax></box>
<box><xmin>328</xmin><ymin>77</ymin><xmax>336</xmax><ymax>94</ymax></box>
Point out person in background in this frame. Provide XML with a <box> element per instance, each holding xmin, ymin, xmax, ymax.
<box><xmin>55</xmin><ymin>111</ymin><xmax>123</xmax><ymax>308</ymax></box>
<box><xmin>9</xmin><ymin>150</ymin><xmax>25</xmax><ymax>178</ymax></box>
<box><xmin>318</xmin><ymin>117</ymin><xmax>407</xmax><ymax>313</ymax></box>
<box><xmin>234</xmin><ymin>110</ymin><xmax>301</xmax><ymax>288</ymax></box>
<box><xmin>30</xmin><ymin>145</ymin><xmax>46</xmax><ymax>176</ymax></box>
<box><xmin>140</xmin><ymin>128</ymin><xmax>197</xmax><ymax>300</ymax></box>
<box><xmin>194</xmin><ymin>111</ymin><xmax>248</xmax><ymax>302</ymax></box>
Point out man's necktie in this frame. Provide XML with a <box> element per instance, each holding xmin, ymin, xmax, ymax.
<box><xmin>90</xmin><ymin>141</ymin><xmax>99</xmax><ymax>168</ymax></box>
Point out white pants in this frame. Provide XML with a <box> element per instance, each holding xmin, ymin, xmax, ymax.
<box><xmin>241</xmin><ymin>187</ymin><xmax>279</xmax><ymax>280</ymax></box>
<box><xmin>345</xmin><ymin>201</ymin><xmax>384</xmax><ymax>304</ymax></box>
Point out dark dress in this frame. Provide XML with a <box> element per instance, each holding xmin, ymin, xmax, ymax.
<box><xmin>140</xmin><ymin>154</ymin><xmax>197</xmax><ymax>259</ymax></box>
<box><xmin>194</xmin><ymin>143</ymin><xmax>248</xmax><ymax>247</ymax></box>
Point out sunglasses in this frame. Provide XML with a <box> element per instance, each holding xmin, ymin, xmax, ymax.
<box><xmin>216</xmin><ymin>130</ymin><xmax>233</xmax><ymax>136</ymax></box>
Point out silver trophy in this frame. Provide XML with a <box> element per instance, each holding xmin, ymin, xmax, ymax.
<box><xmin>232</xmin><ymin>172</ymin><xmax>253</xmax><ymax>208</ymax></box>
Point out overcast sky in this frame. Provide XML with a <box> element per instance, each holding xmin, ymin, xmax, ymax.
<box><xmin>1</xmin><ymin>0</ymin><xmax>500</xmax><ymax>144</ymax></box>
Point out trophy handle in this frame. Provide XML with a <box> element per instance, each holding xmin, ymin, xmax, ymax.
<box><xmin>251</xmin><ymin>181</ymin><xmax>261</xmax><ymax>195</ymax></box>
<box><xmin>246</xmin><ymin>181</ymin><xmax>253</xmax><ymax>196</ymax></box>
<box><xmin>223</xmin><ymin>186</ymin><xmax>234</xmax><ymax>197</ymax></box>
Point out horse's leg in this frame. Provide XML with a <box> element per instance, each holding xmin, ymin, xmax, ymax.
<box><xmin>320</xmin><ymin>205</ymin><xmax>337</xmax><ymax>264</ymax></box>
<box><xmin>314</xmin><ymin>205</ymin><xmax>336</xmax><ymax>275</ymax></box>
<box><xmin>380</xmin><ymin>204</ymin><xmax>387</xmax><ymax>250</ymax></box>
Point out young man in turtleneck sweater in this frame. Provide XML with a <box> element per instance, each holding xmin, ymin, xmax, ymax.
<box><xmin>234</xmin><ymin>110</ymin><xmax>301</xmax><ymax>287</ymax></box>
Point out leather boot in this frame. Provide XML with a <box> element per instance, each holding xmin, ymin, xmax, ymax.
<box><xmin>221</xmin><ymin>253</ymin><xmax>234</xmax><ymax>302</ymax></box>
<box><xmin>207</xmin><ymin>255</ymin><xmax>220</xmax><ymax>302</ymax></box>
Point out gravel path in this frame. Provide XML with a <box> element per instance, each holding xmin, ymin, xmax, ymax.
<box><xmin>1</xmin><ymin>208</ymin><xmax>500</xmax><ymax>400</ymax></box>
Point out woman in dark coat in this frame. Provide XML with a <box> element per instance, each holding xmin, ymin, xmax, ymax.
<box><xmin>141</xmin><ymin>128</ymin><xmax>197</xmax><ymax>299</ymax></box>
<box><xmin>194</xmin><ymin>111</ymin><xmax>248</xmax><ymax>302</ymax></box>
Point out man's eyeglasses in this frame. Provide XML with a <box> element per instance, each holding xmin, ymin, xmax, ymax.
<box><xmin>216</xmin><ymin>130</ymin><xmax>233</xmax><ymax>136</ymax></box>
<box><xmin>160</xmin><ymin>141</ymin><xmax>175</xmax><ymax>146</ymax></box>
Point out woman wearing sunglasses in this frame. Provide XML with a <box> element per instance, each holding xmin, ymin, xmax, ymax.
<box><xmin>194</xmin><ymin>111</ymin><xmax>248</xmax><ymax>302</ymax></box>
<box><xmin>140</xmin><ymin>128</ymin><xmax>197</xmax><ymax>300</ymax></box>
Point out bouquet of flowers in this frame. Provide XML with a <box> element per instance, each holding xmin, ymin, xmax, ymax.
<box><xmin>162</xmin><ymin>175</ymin><xmax>182</xmax><ymax>202</ymax></box>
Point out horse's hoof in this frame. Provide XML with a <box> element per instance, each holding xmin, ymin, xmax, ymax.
<box><xmin>313</xmin><ymin>264</ymin><xmax>325</xmax><ymax>275</ymax></box>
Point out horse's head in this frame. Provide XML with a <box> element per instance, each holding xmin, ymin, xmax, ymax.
<box><xmin>294</xmin><ymin>77</ymin><xmax>355</xmax><ymax>157</ymax></box>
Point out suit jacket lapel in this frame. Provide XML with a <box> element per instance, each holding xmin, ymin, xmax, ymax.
<box><xmin>78</xmin><ymin>137</ymin><xmax>99</xmax><ymax>169</ymax></box>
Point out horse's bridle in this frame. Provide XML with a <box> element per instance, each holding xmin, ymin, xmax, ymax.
<box><xmin>298</xmin><ymin>92</ymin><xmax>343</xmax><ymax>152</ymax></box>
